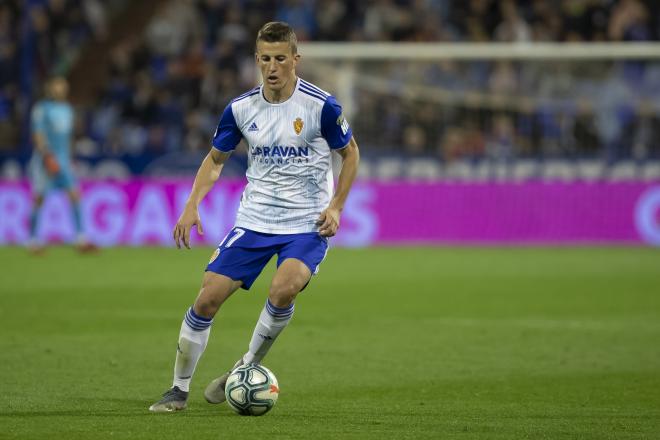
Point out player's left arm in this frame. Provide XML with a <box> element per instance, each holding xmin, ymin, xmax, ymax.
<box><xmin>317</xmin><ymin>136</ymin><xmax>360</xmax><ymax>237</ymax></box>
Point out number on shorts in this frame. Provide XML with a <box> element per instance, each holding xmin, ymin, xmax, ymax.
<box><xmin>224</xmin><ymin>228</ymin><xmax>245</xmax><ymax>248</ymax></box>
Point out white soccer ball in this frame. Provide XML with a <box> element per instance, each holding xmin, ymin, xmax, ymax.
<box><xmin>225</xmin><ymin>364</ymin><xmax>279</xmax><ymax>416</ymax></box>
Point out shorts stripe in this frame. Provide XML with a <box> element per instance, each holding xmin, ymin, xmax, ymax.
<box><xmin>314</xmin><ymin>244</ymin><xmax>329</xmax><ymax>275</ymax></box>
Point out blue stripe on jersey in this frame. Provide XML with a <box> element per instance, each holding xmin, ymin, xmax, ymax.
<box><xmin>300</xmin><ymin>80</ymin><xmax>328</xmax><ymax>96</ymax></box>
<box><xmin>239</xmin><ymin>86</ymin><xmax>260</xmax><ymax>97</ymax></box>
<box><xmin>299</xmin><ymin>87</ymin><xmax>327</xmax><ymax>103</ymax></box>
<box><xmin>212</xmin><ymin>104</ymin><xmax>242</xmax><ymax>152</ymax></box>
<box><xmin>232</xmin><ymin>89</ymin><xmax>259</xmax><ymax>103</ymax></box>
<box><xmin>299</xmin><ymin>83</ymin><xmax>328</xmax><ymax>99</ymax></box>
<box><xmin>299</xmin><ymin>81</ymin><xmax>327</xmax><ymax>96</ymax></box>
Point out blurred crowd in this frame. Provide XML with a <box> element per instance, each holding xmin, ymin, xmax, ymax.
<box><xmin>0</xmin><ymin>0</ymin><xmax>111</xmax><ymax>150</ymax></box>
<box><xmin>1</xmin><ymin>0</ymin><xmax>660</xmax><ymax>164</ymax></box>
<box><xmin>353</xmin><ymin>58</ymin><xmax>660</xmax><ymax>163</ymax></box>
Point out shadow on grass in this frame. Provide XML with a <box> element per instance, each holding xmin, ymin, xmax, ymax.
<box><xmin>0</xmin><ymin>397</ymin><xmax>235</xmax><ymax>418</ymax></box>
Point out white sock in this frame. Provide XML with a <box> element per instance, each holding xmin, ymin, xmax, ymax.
<box><xmin>243</xmin><ymin>299</ymin><xmax>294</xmax><ymax>365</ymax></box>
<box><xmin>172</xmin><ymin>307</ymin><xmax>213</xmax><ymax>392</ymax></box>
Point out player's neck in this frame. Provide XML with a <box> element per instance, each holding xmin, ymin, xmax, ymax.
<box><xmin>263</xmin><ymin>76</ymin><xmax>297</xmax><ymax>104</ymax></box>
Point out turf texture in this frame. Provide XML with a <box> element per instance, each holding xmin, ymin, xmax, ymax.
<box><xmin>1</xmin><ymin>246</ymin><xmax>659</xmax><ymax>439</ymax></box>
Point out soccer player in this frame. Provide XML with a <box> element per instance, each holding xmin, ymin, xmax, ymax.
<box><xmin>27</xmin><ymin>76</ymin><xmax>95</xmax><ymax>253</ymax></box>
<box><xmin>149</xmin><ymin>21</ymin><xmax>360</xmax><ymax>412</ymax></box>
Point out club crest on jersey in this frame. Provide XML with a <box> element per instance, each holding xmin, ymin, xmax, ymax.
<box><xmin>293</xmin><ymin>117</ymin><xmax>304</xmax><ymax>135</ymax></box>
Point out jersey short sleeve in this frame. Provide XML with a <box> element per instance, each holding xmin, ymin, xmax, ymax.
<box><xmin>320</xmin><ymin>96</ymin><xmax>352</xmax><ymax>149</ymax></box>
<box><xmin>31</xmin><ymin>103</ymin><xmax>46</xmax><ymax>135</ymax></box>
<box><xmin>212</xmin><ymin>104</ymin><xmax>242</xmax><ymax>152</ymax></box>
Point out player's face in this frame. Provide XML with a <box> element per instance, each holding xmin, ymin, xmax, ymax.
<box><xmin>49</xmin><ymin>78</ymin><xmax>69</xmax><ymax>101</ymax></box>
<box><xmin>256</xmin><ymin>41</ymin><xmax>300</xmax><ymax>93</ymax></box>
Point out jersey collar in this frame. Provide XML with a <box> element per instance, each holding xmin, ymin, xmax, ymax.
<box><xmin>260</xmin><ymin>77</ymin><xmax>300</xmax><ymax>106</ymax></box>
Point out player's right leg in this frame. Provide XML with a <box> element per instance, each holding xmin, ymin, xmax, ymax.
<box><xmin>27</xmin><ymin>158</ymin><xmax>48</xmax><ymax>254</ymax></box>
<box><xmin>201</xmin><ymin>228</ymin><xmax>278</xmax><ymax>404</ymax></box>
<box><xmin>149</xmin><ymin>272</ymin><xmax>242</xmax><ymax>413</ymax></box>
<box><xmin>27</xmin><ymin>194</ymin><xmax>45</xmax><ymax>254</ymax></box>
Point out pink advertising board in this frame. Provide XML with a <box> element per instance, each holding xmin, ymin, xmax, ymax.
<box><xmin>1</xmin><ymin>180</ymin><xmax>659</xmax><ymax>246</ymax></box>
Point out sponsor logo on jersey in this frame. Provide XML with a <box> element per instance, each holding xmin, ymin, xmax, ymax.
<box><xmin>248</xmin><ymin>121</ymin><xmax>259</xmax><ymax>132</ymax></box>
<box><xmin>293</xmin><ymin>117</ymin><xmax>304</xmax><ymax>135</ymax></box>
<box><xmin>250</xmin><ymin>145</ymin><xmax>310</xmax><ymax>165</ymax></box>
<box><xmin>337</xmin><ymin>114</ymin><xmax>350</xmax><ymax>135</ymax></box>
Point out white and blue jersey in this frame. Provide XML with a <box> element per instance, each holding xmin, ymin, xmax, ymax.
<box><xmin>28</xmin><ymin>99</ymin><xmax>76</xmax><ymax>193</ymax></box>
<box><xmin>212</xmin><ymin>78</ymin><xmax>352</xmax><ymax>234</ymax></box>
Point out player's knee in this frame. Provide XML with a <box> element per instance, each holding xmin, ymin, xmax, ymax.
<box><xmin>269</xmin><ymin>280</ymin><xmax>302</xmax><ymax>307</ymax></box>
<box><xmin>194</xmin><ymin>274</ymin><xmax>240</xmax><ymax>317</ymax></box>
<box><xmin>194</xmin><ymin>295</ymin><xmax>221</xmax><ymax>318</ymax></box>
<box><xmin>194</xmin><ymin>286</ymin><xmax>225</xmax><ymax>318</ymax></box>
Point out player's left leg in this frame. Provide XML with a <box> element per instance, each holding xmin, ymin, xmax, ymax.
<box><xmin>65</xmin><ymin>186</ymin><xmax>96</xmax><ymax>252</ymax></box>
<box><xmin>205</xmin><ymin>232</ymin><xmax>327</xmax><ymax>404</ymax></box>
<box><xmin>65</xmin><ymin>188</ymin><xmax>83</xmax><ymax>236</ymax></box>
<box><xmin>241</xmin><ymin>232</ymin><xmax>328</xmax><ymax>365</ymax></box>
<box><xmin>242</xmin><ymin>258</ymin><xmax>311</xmax><ymax>364</ymax></box>
<box><xmin>204</xmin><ymin>259</ymin><xmax>310</xmax><ymax>405</ymax></box>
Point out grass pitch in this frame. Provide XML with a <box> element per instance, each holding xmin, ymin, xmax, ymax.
<box><xmin>1</xmin><ymin>246</ymin><xmax>659</xmax><ymax>439</ymax></box>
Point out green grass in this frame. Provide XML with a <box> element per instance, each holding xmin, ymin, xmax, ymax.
<box><xmin>1</xmin><ymin>246</ymin><xmax>659</xmax><ymax>439</ymax></box>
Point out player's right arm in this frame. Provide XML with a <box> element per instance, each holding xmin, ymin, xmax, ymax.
<box><xmin>30</xmin><ymin>104</ymin><xmax>50</xmax><ymax>156</ymax></box>
<box><xmin>174</xmin><ymin>102</ymin><xmax>242</xmax><ymax>249</ymax></box>
<box><xmin>31</xmin><ymin>103</ymin><xmax>62</xmax><ymax>176</ymax></box>
<box><xmin>174</xmin><ymin>149</ymin><xmax>231</xmax><ymax>249</ymax></box>
<box><xmin>32</xmin><ymin>133</ymin><xmax>49</xmax><ymax>156</ymax></box>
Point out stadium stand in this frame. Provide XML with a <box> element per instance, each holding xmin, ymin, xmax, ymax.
<box><xmin>1</xmin><ymin>0</ymin><xmax>660</xmax><ymax>179</ymax></box>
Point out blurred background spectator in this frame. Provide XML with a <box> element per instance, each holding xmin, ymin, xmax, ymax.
<box><xmin>1</xmin><ymin>0</ymin><xmax>660</xmax><ymax>178</ymax></box>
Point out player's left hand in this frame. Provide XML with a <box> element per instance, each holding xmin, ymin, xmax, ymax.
<box><xmin>317</xmin><ymin>207</ymin><xmax>340</xmax><ymax>237</ymax></box>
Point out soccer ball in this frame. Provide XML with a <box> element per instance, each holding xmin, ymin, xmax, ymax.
<box><xmin>224</xmin><ymin>364</ymin><xmax>279</xmax><ymax>416</ymax></box>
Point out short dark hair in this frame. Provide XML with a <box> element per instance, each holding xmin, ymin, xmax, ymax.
<box><xmin>256</xmin><ymin>21</ymin><xmax>297</xmax><ymax>54</ymax></box>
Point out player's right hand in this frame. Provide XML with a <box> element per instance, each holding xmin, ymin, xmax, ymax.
<box><xmin>173</xmin><ymin>207</ymin><xmax>204</xmax><ymax>249</ymax></box>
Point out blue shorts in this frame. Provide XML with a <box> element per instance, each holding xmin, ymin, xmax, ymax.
<box><xmin>206</xmin><ymin>227</ymin><xmax>329</xmax><ymax>290</ymax></box>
